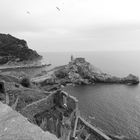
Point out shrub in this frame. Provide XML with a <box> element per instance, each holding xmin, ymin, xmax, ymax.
<box><xmin>55</xmin><ymin>69</ymin><xmax>68</xmax><ymax>79</ymax></box>
<box><xmin>20</xmin><ymin>77</ymin><xmax>31</xmax><ymax>88</ymax></box>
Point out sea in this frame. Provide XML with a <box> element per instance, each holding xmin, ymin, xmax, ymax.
<box><xmin>41</xmin><ymin>51</ymin><xmax>140</xmax><ymax>139</ymax></box>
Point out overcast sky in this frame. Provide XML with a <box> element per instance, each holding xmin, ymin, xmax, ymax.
<box><xmin>1</xmin><ymin>0</ymin><xmax>140</xmax><ymax>52</ymax></box>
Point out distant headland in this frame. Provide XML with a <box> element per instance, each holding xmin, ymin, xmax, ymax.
<box><xmin>0</xmin><ymin>33</ymin><xmax>42</xmax><ymax>65</ymax></box>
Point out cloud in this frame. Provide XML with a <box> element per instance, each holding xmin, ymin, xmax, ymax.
<box><xmin>1</xmin><ymin>0</ymin><xmax>140</xmax><ymax>34</ymax></box>
<box><xmin>1</xmin><ymin>0</ymin><xmax>140</xmax><ymax>51</ymax></box>
<box><xmin>0</xmin><ymin>0</ymin><xmax>47</xmax><ymax>33</ymax></box>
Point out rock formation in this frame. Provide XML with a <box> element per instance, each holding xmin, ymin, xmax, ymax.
<box><xmin>39</xmin><ymin>57</ymin><xmax>139</xmax><ymax>86</ymax></box>
<box><xmin>47</xmin><ymin>58</ymin><xmax>139</xmax><ymax>84</ymax></box>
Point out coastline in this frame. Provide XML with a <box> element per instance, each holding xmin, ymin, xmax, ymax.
<box><xmin>0</xmin><ymin>64</ymin><xmax>50</xmax><ymax>70</ymax></box>
<box><xmin>0</xmin><ymin>55</ymin><xmax>139</xmax><ymax>139</ymax></box>
<box><xmin>32</xmin><ymin>57</ymin><xmax>139</xmax><ymax>93</ymax></box>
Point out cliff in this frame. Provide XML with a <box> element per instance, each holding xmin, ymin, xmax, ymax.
<box><xmin>0</xmin><ymin>33</ymin><xmax>42</xmax><ymax>64</ymax></box>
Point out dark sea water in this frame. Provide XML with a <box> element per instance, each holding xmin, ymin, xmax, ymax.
<box><xmin>41</xmin><ymin>51</ymin><xmax>140</xmax><ymax>138</ymax></box>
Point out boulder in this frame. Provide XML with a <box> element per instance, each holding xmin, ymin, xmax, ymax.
<box><xmin>121</xmin><ymin>74</ymin><xmax>139</xmax><ymax>84</ymax></box>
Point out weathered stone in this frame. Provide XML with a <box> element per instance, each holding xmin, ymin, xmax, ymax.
<box><xmin>0</xmin><ymin>102</ymin><xmax>58</xmax><ymax>140</ymax></box>
<box><xmin>48</xmin><ymin>57</ymin><xmax>139</xmax><ymax>85</ymax></box>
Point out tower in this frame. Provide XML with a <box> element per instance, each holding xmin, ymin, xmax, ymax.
<box><xmin>71</xmin><ymin>55</ymin><xmax>74</xmax><ymax>61</ymax></box>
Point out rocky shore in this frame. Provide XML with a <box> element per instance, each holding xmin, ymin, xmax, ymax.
<box><xmin>33</xmin><ymin>57</ymin><xmax>139</xmax><ymax>91</ymax></box>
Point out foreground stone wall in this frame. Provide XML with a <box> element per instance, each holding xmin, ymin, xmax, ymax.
<box><xmin>0</xmin><ymin>102</ymin><xmax>58</xmax><ymax>140</ymax></box>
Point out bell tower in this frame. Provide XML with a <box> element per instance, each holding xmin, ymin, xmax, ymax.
<box><xmin>71</xmin><ymin>55</ymin><xmax>74</xmax><ymax>61</ymax></box>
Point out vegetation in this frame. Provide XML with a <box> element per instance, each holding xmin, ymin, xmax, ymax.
<box><xmin>20</xmin><ymin>77</ymin><xmax>31</xmax><ymax>88</ymax></box>
<box><xmin>0</xmin><ymin>33</ymin><xmax>42</xmax><ymax>64</ymax></box>
<box><xmin>55</xmin><ymin>68</ymin><xmax>68</xmax><ymax>78</ymax></box>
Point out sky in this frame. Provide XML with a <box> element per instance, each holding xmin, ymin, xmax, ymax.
<box><xmin>1</xmin><ymin>0</ymin><xmax>140</xmax><ymax>52</ymax></box>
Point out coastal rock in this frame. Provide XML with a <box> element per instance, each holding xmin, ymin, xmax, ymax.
<box><xmin>52</xmin><ymin>57</ymin><xmax>139</xmax><ymax>85</ymax></box>
<box><xmin>122</xmin><ymin>74</ymin><xmax>139</xmax><ymax>84</ymax></box>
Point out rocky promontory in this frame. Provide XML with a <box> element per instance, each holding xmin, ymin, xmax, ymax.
<box><xmin>0</xmin><ymin>33</ymin><xmax>42</xmax><ymax>65</ymax></box>
<box><xmin>36</xmin><ymin>57</ymin><xmax>139</xmax><ymax>87</ymax></box>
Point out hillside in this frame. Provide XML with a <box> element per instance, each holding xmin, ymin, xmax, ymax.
<box><xmin>0</xmin><ymin>33</ymin><xmax>42</xmax><ymax>64</ymax></box>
